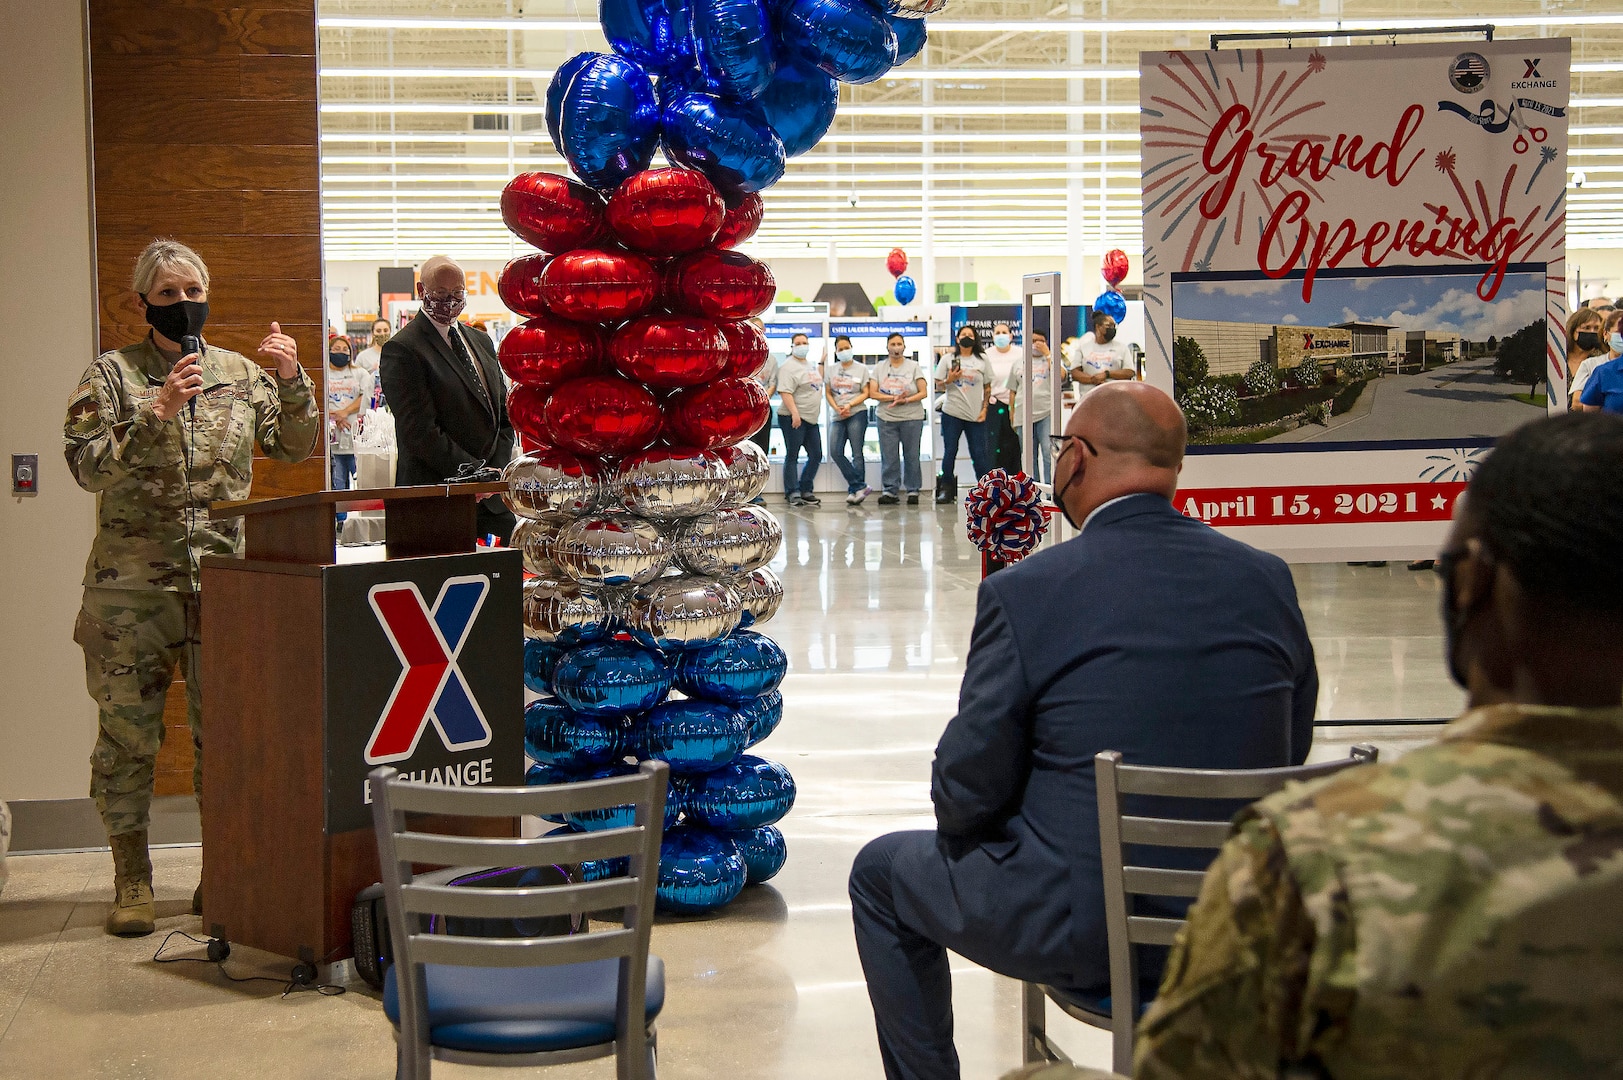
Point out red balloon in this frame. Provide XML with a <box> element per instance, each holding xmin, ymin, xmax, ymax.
<box><xmin>543</xmin><ymin>374</ymin><xmax>663</xmax><ymax>458</ymax></box>
<box><xmin>886</xmin><ymin>248</ymin><xmax>908</xmax><ymax>278</ymax></box>
<box><xmin>1102</xmin><ymin>248</ymin><xmax>1130</xmax><ymax>288</ymax></box>
<box><xmin>665</xmin><ymin>249</ymin><xmax>776</xmax><ymax>320</ymax></box>
<box><xmin>609</xmin><ymin>315</ymin><xmax>729</xmax><ymax>388</ymax></box>
<box><xmin>717</xmin><ymin>319</ymin><xmax>770</xmax><ymax>379</ymax></box>
<box><xmin>499</xmin><ymin>315</ymin><xmax>605</xmax><ymax>389</ymax></box>
<box><xmin>606</xmin><ymin>168</ymin><xmax>725</xmax><ymax>256</ymax></box>
<box><xmin>662</xmin><ymin>377</ymin><xmax>770</xmax><ymax>450</ymax></box>
<box><xmin>507</xmin><ymin>383</ymin><xmax>551</xmax><ymax>445</ymax></box>
<box><xmin>497</xmin><ymin>253</ymin><xmax>552</xmax><ymax>317</ymax></box>
<box><xmin>712</xmin><ymin>192</ymin><xmax>764</xmax><ymax>250</ymax></box>
<box><xmin>540</xmin><ymin>248</ymin><xmax>659</xmax><ymax>323</ymax></box>
<box><xmin>501</xmin><ymin>172</ymin><xmax>606</xmax><ymax>253</ymax></box>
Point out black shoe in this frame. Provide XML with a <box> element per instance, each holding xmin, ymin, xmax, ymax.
<box><xmin>1408</xmin><ymin>559</ymin><xmax>1435</xmax><ymax>571</ymax></box>
<box><xmin>800</xmin><ymin>492</ymin><xmax>821</xmax><ymax>505</ymax></box>
<box><xmin>788</xmin><ymin>493</ymin><xmax>805</xmax><ymax>506</ymax></box>
<box><xmin>877</xmin><ymin>492</ymin><xmax>899</xmax><ymax>505</ymax></box>
<box><xmin>906</xmin><ymin>492</ymin><xmax>919</xmax><ymax>505</ymax></box>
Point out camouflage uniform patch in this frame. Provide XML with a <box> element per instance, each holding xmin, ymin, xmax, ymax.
<box><xmin>1134</xmin><ymin>703</ymin><xmax>1623</xmax><ymax>1080</ymax></box>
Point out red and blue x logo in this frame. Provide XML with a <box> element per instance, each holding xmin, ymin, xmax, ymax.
<box><xmin>365</xmin><ymin>576</ymin><xmax>493</xmax><ymax>764</ymax></box>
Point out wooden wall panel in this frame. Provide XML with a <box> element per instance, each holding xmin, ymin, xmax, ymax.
<box><xmin>89</xmin><ymin>0</ymin><xmax>325</xmax><ymax>795</ymax></box>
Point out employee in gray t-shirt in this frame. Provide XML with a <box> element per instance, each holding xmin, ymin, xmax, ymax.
<box><xmin>776</xmin><ymin>332</ymin><xmax>824</xmax><ymax>506</ymax></box>
<box><xmin>869</xmin><ymin>332</ymin><xmax>930</xmax><ymax>505</ymax></box>
<box><xmin>933</xmin><ymin>327</ymin><xmax>995</xmax><ymax>502</ymax></box>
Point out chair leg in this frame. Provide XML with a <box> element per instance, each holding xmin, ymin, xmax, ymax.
<box><xmin>1021</xmin><ymin>981</ymin><xmax>1065</xmax><ymax>1065</ymax></box>
<box><xmin>1112</xmin><ymin>1008</ymin><xmax>1134</xmax><ymax>1076</ymax></box>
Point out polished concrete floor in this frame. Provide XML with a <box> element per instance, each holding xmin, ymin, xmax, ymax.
<box><xmin>0</xmin><ymin>504</ymin><xmax>1461</xmax><ymax>1079</ymax></box>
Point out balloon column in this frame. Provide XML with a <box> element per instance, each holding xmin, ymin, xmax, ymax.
<box><xmin>1094</xmin><ymin>248</ymin><xmax>1130</xmax><ymax>324</ymax></box>
<box><xmin>502</xmin><ymin>165</ymin><xmax>794</xmax><ymax>915</ymax></box>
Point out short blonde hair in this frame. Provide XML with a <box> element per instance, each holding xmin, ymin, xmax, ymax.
<box><xmin>132</xmin><ymin>238</ymin><xmax>210</xmax><ymax>295</ymax></box>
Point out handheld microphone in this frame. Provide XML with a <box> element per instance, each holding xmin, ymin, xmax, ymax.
<box><xmin>182</xmin><ymin>334</ymin><xmax>203</xmax><ymax>420</ymax></box>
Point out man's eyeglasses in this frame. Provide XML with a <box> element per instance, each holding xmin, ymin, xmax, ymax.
<box><xmin>1048</xmin><ymin>434</ymin><xmax>1097</xmax><ymax>458</ymax></box>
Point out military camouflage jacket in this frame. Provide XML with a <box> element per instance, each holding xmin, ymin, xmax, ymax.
<box><xmin>64</xmin><ymin>337</ymin><xmax>318</xmax><ymax>591</ymax></box>
<box><xmin>1136</xmin><ymin>703</ymin><xmax>1623</xmax><ymax>1080</ymax></box>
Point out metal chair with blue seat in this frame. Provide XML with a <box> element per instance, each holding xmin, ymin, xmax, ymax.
<box><xmin>1021</xmin><ymin>745</ymin><xmax>1378</xmax><ymax>1076</ymax></box>
<box><xmin>370</xmin><ymin>760</ymin><xmax>669</xmax><ymax>1080</ymax></box>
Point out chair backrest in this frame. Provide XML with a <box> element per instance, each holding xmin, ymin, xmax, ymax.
<box><xmin>370</xmin><ymin>762</ymin><xmax>668</xmax><ymax>1058</ymax></box>
<box><xmin>1094</xmin><ymin>746</ymin><xmax>1377</xmax><ymax>1072</ymax></box>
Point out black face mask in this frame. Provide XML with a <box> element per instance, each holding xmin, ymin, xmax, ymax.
<box><xmin>330</xmin><ymin>351</ymin><xmax>352</xmax><ymax>367</ymax></box>
<box><xmin>958</xmin><ymin>337</ymin><xmax>975</xmax><ymax>350</ymax></box>
<box><xmin>1576</xmin><ymin>331</ymin><xmax>1604</xmax><ymax>352</ymax></box>
<box><xmin>1097</xmin><ymin>326</ymin><xmax>1116</xmax><ymax>343</ymax></box>
<box><xmin>142</xmin><ymin>297</ymin><xmax>209</xmax><ymax>344</ymax></box>
<box><xmin>1056</xmin><ymin>440</ymin><xmax>1089</xmax><ymax>529</ymax></box>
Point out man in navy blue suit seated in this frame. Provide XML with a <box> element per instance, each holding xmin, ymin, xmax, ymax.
<box><xmin>849</xmin><ymin>382</ymin><xmax>1319</xmax><ymax>1080</ymax></box>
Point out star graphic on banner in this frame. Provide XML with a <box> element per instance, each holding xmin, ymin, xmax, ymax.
<box><xmin>1431</xmin><ymin>494</ymin><xmax>1449</xmax><ymax>510</ymax></box>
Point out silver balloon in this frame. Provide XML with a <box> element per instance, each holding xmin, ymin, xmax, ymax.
<box><xmin>888</xmin><ymin>0</ymin><xmax>947</xmax><ymax>16</ymax></box>
<box><xmin>615</xmin><ymin>446</ymin><xmax>730</xmax><ymax>521</ymax></box>
<box><xmin>714</xmin><ymin>440</ymin><xmax>771</xmax><ymax>508</ymax></box>
<box><xmin>621</xmin><ymin>576</ymin><xmax>742</xmax><ymax>650</ymax></box>
<box><xmin>555</xmin><ymin>514</ymin><xmax>672</xmax><ymax>587</ymax></box>
<box><xmin>730</xmin><ymin>566</ymin><xmax>783</xmax><ymax>627</ymax></box>
<box><xmin>503</xmin><ymin>453</ymin><xmax>600</xmax><ymax>519</ymax></box>
<box><xmin>512</xmin><ymin>513</ymin><xmax>571</xmax><ymax>578</ymax></box>
<box><xmin>674</xmin><ymin>506</ymin><xmax>782</xmax><ymax>576</ymax></box>
<box><xmin>522</xmin><ymin>577</ymin><xmax>617</xmax><ymax>644</ymax></box>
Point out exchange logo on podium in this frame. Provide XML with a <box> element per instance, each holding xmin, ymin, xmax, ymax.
<box><xmin>364</xmin><ymin>576</ymin><xmax>494</xmax><ymax>764</ymax></box>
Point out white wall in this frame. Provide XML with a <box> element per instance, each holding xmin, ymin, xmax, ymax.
<box><xmin>0</xmin><ymin>2</ymin><xmax>99</xmax><ymax>800</ymax></box>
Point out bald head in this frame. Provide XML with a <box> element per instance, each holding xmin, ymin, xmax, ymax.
<box><xmin>419</xmin><ymin>256</ymin><xmax>464</xmax><ymax>290</ymax></box>
<box><xmin>1053</xmin><ymin>382</ymin><xmax>1186</xmax><ymax>526</ymax></box>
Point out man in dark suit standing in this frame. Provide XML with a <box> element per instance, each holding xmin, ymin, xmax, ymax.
<box><xmin>379</xmin><ymin>255</ymin><xmax>516</xmax><ymax>542</ymax></box>
<box><xmin>849</xmin><ymin>382</ymin><xmax>1318</xmax><ymax>1080</ymax></box>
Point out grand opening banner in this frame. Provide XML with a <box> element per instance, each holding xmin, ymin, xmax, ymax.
<box><xmin>1139</xmin><ymin>40</ymin><xmax>1569</xmax><ymax>560</ymax></box>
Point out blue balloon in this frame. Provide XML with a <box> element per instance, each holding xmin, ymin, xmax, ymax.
<box><xmin>759</xmin><ymin>56</ymin><xmax>840</xmax><ymax>157</ymax></box>
<box><xmin>525</xmin><ymin>762</ymin><xmax>574</xmax><ymax>823</ymax></box>
<box><xmin>675</xmin><ymin>629</ymin><xmax>788</xmax><ymax>704</ymax></box>
<box><xmin>1093</xmin><ymin>288</ymin><xmax>1127</xmax><ymax>323</ymax></box>
<box><xmin>599</xmin><ymin>0</ymin><xmax>694</xmax><ymax>78</ymax></box>
<box><xmin>552</xmin><ymin>640</ymin><xmax>674</xmax><ymax>717</ymax></box>
<box><xmin>656</xmin><ymin>68</ymin><xmax>700</xmax><ymax>111</ymax></box>
<box><xmin>662</xmin><ymin>91</ymin><xmax>787</xmax><ymax>201</ymax></box>
<box><xmin>889</xmin><ymin>14</ymin><xmax>926</xmax><ymax>65</ymax></box>
<box><xmin>732</xmin><ymin>824</ymin><xmax>787</xmax><ymax>883</ymax></box>
<box><xmin>656</xmin><ymin>827</ymin><xmax>747</xmax><ymax>913</ymax></box>
<box><xmin>739</xmin><ymin>690</ymin><xmax>783</xmax><ymax>747</ymax></box>
<box><xmin>643</xmin><ymin>698</ymin><xmax>750</xmax><ymax>774</ymax></box>
<box><xmin>524</xmin><ymin>699</ymin><xmax>630</xmax><ymax>771</ymax></box>
<box><xmin>778</xmin><ymin>0</ymin><xmax>897</xmax><ymax>85</ymax></box>
<box><xmin>692</xmin><ymin>0</ymin><xmax>776</xmax><ymax>101</ymax></box>
<box><xmin>563</xmin><ymin>764</ymin><xmax>684</xmax><ymax>832</ymax></box>
<box><xmin>550</xmin><ymin>52</ymin><xmax>661</xmax><ymax>190</ymax></box>
<box><xmin>679</xmin><ymin>754</ymin><xmax>796</xmax><ymax>830</ymax></box>
<box><xmin>524</xmin><ymin>637</ymin><xmax>566</xmax><ymax>695</ymax></box>
<box><xmin>545</xmin><ymin>53</ymin><xmax>596</xmax><ymax>156</ymax></box>
<box><xmin>893</xmin><ymin>274</ymin><xmax>917</xmax><ymax>305</ymax></box>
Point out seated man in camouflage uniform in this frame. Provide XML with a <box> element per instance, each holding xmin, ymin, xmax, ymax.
<box><xmin>1134</xmin><ymin>412</ymin><xmax>1623</xmax><ymax>1078</ymax></box>
<box><xmin>64</xmin><ymin>239</ymin><xmax>318</xmax><ymax>935</ymax></box>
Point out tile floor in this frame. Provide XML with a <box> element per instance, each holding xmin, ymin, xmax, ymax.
<box><xmin>0</xmin><ymin>504</ymin><xmax>1461</xmax><ymax>1079</ymax></box>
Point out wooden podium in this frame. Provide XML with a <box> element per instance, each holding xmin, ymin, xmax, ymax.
<box><xmin>200</xmin><ymin>484</ymin><xmax>524</xmax><ymax>964</ymax></box>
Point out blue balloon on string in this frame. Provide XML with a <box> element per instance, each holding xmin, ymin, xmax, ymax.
<box><xmin>523</xmin><ymin>637</ymin><xmax>565</xmax><ymax>695</ymax></box>
<box><xmin>550</xmin><ymin>52</ymin><xmax>661</xmax><ymax>190</ymax></box>
<box><xmin>759</xmin><ymin>56</ymin><xmax>840</xmax><ymax>157</ymax></box>
<box><xmin>552</xmin><ymin>640</ymin><xmax>674</xmax><ymax>717</ymax></box>
<box><xmin>662</xmin><ymin>92</ymin><xmax>787</xmax><ymax>201</ymax></box>
<box><xmin>599</xmin><ymin>0</ymin><xmax>694</xmax><ymax>78</ymax></box>
<box><xmin>739</xmin><ymin>690</ymin><xmax>783</xmax><ymax>747</ymax></box>
<box><xmin>524</xmin><ymin>699</ymin><xmax>629</xmax><ymax>772</ymax></box>
<box><xmin>778</xmin><ymin>0</ymin><xmax>898</xmax><ymax>85</ymax></box>
<box><xmin>675</xmin><ymin>630</ymin><xmax>788</xmax><ymax>705</ymax></box>
<box><xmin>692</xmin><ymin>0</ymin><xmax>776</xmax><ymax>101</ymax></box>
<box><xmin>893</xmin><ymin>274</ymin><xmax>917</xmax><ymax>305</ymax></box>
<box><xmin>733</xmin><ymin>824</ymin><xmax>787</xmax><ymax>883</ymax></box>
<box><xmin>545</xmin><ymin>53</ymin><xmax>596</xmax><ymax>156</ymax></box>
<box><xmin>656</xmin><ymin>67</ymin><xmax>700</xmax><ymax>111</ymax></box>
<box><xmin>1093</xmin><ymin>288</ymin><xmax>1127</xmax><ymax>323</ymax></box>
<box><xmin>890</xmin><ymin>14</ymin><xmax>927</xmax><ymax>65</ymax></box>
<box><xmin>656</xmin><ymin>827</ymin><xmax>747</xmax><ymax>914</ymax></box>
<box><xmin>679</xmin><ymin>754</ymin><xmax>797</xmax><ymax>830</ymax></box>
<box><xmin>643</xmin><ymin>698</ymin><xmax>750</xmax><ymax>774</ymax></box>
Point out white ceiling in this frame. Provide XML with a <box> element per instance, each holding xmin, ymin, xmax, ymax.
<box><xmin>316</xmin><ymin>0</ymin><xmax>1623</xmax><ymax>262</ymax></box>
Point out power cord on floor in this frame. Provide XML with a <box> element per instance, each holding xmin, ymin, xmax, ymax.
<box><xmin>152</xmin><ymin>931</ymin><xmax>347</xmax><ymax>998</ymax></box>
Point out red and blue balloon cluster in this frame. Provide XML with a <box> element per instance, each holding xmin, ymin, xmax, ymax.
<box><xmin>552</xmin><ymin>0</ymin><xmax>944</xmax><ymax>202</ymax></box>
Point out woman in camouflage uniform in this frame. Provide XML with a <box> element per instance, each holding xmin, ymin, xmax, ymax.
<box><xmin>63</xmin><ymin>239</ymin><xmax>318</xmax><ymax>935</ymax></box>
